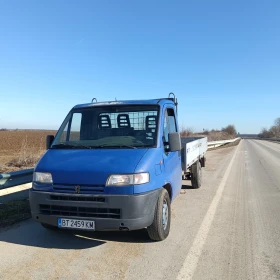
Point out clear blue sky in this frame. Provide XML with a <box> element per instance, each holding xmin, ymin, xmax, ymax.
<box><xmin>0</xmin><ymin>0</ymin><xmax>279</xmax><ymax>134</ymax></box>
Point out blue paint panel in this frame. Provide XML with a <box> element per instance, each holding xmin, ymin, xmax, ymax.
<box><xmin>159</xmin><ymin>104</ymin><xmax>182</xmax><ymax>201</ymax></box>
<box><xmin>134</xmin><ymin>148</ymin><xmax>164</xmax><ymax>194</ymax></box>
<box><xmin>155</xmin><ymin>164</ymin><xmax>162</xmax><ymax>176</ymax></box>
<box><xmin>133</xmin><ymin>102</ymin><xmax>182</xmax><ymax>201</ymax></box>
<box><xmin>36</xmin><ymin>149</ymin><xmax>148</xmax><ymax>186</ymax></box>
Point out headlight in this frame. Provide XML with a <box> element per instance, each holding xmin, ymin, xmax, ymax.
<box><xmin>33</xmin><ymin>172</ymin><xmax>53</xmax><ymax>184</ymax></box>
<box><xmin>106</xmin><ymin>173</ymin><xmax>150</xmax><ymax>186</ymax></box>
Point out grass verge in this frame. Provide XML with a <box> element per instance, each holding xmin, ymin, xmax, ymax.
<box><xmin>0</xmin><ymin>199</ymin><xmax>31</xmax><ymax>228</ymax></box>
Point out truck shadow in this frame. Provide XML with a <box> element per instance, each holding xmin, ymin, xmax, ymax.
<box><xmin>0</xmin><ymin>221</ymin><xmax>105</xmax><ymax>250</ymax></box>
<box><xmin>0</xmin><ymin>220</ymin><xmax>153</xmax><ymax>249</ymax></box>
<box><xmin>181</xmin><ymin>182</ymin><xmax>193</xmax><ymax>189</ymax></box>
<box><xmin>78</xmin><ymin>229</ymin><xmax>153</xmax><ymax>244</ymax></box>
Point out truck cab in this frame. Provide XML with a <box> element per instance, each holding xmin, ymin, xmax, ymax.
<box><xmin>29</xmin><ymin>94</ymin><xmax>182</xmax><ymax>240</ymax></box>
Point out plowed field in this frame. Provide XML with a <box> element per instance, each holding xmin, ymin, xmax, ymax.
<box><xmin>0</xmin><ymin>130</ymin><xmax>56</xmax><ymax>173</ymax></box>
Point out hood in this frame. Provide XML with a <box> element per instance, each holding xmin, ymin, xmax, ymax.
<box><xmin>35</xmin><ymin>148</ymin><xmax>148</xmax><ymax>185</ymax></box>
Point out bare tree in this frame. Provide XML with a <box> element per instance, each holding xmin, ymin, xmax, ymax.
<box><xmin>269</xmin><ymin>126</ymin><xmax>280</xmax><ymax>138</ymax></box>
<box><xmin>274</xmin><ymin>117</ymin><xmax>280</xmax><ymax>128</ymax></box>
<box><xmin>259</xmin><ymin>127</ymin><xmax>272</xmax><ymax>138</ymax></box>
<box><xmin>180</xmin><ymin>125</ymin><xmax>194</xmax><ymax>137</ymax></box>
<box><xmin>260</xmin><ymin>117</ymin><xmax>280</xmax><ymax>138</ymax></box>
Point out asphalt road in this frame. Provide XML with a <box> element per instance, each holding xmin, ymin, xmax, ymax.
<box><xmin>0</xmin><ymin>139</ymin><xmax>279</xmax><ymax>280</ymax></box>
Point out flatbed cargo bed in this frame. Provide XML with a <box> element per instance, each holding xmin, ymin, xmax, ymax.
<box><xmin>181</xmin><ymin>137</ymin><xmax>207</xmax><ymax>171</ymax></box>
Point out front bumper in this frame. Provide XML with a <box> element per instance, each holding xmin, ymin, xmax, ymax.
<box><xmin>29</xmin><ymin>188</ymin><xmax>160</xmax><ymax>231</ymax></box>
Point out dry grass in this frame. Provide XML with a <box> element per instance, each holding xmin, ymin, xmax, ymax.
<box><xmin>180</xmin><ymin>124</ymin><xmax>237</xmax><ymax>141</ymax></box>
<box><xmin>7</xmin><ymin>136</ymin><xmax>45</xmax><ymax>169</ymax></box>
<box><xmin>0</xmin><ymin>135</ymin><xmax>46</xmax><ymax>173</ymax></box>
<box><xmin>206</xmin><ymin>131</ymin><xmax>236</xmax><ymax>141</ymax></box>
<box><xmin>180</xmin><ymin>130</ymin><xmax>236</xmax><ymax>142</ymax></box>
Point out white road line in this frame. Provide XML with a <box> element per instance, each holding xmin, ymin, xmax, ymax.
<box><xmin>177</xmin><ymin>144</ymin><xmax>240</xmax><ymax>280</ymax></box>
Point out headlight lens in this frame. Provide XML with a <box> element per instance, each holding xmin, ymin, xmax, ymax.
<box><xmin>134</xmin><ymin>173</ymin><xmax>150</xmax><ymax>184</ymax></box>
<box><xmin>33</xmin><ymin>172</ymin><xmax>53</xmax><ymax>184</ymax></box>
<box><xmin>106</xmin><ymin>173</ymin><xmax>150</xmax><ymax>186</ymax></box>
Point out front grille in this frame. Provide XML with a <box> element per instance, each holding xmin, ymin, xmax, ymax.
<box><xmin>50</xmin><ymin>195</ymin><xmax>105</xmax><ymax>203</ymax></box>
<box><xmin>53</xmin><ymin>184</ymin><xmax>104</xmax><ymax>193</ymax></box>
<box><xmin>39</xmin><ymin>204</ymin><xmax>120</xmax><ymax>219</ymax></box>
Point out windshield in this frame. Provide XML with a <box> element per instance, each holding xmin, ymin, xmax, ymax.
<box><xmin>52</xmin><ymin>105</ymin><xmax>159</xmax><ymax>149</ymax></box>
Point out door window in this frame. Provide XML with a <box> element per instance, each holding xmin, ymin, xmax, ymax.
<box><xmin>167</xmin><ymin>109</ymin><xmax>177</xmax><ymax>133</ymax></box>
<box><xmin>69</xmin><ymin>113</ymin><xmax>82</xmax><ymax>141</ymax></box>
<box><xmin>163</xmin><ymin>108</ymin><xmax>177</xmax><ymax>150</ymax></box>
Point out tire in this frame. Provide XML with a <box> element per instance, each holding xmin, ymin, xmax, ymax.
<box><xmin>41</xmin><ymin>223</ymin><xmax>58</xmax><ymax>231</ymax></box>
<box><xmin>191</xmin><ymin>161</ymin><xmax>202</xmax><ymax>189</ymax></box>
<box><xmin>147</xmin><ymin>188</ymin><xmax>171</xmax><ymax>241</ymax></box>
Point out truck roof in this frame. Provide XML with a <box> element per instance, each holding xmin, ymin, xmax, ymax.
<box><xmin>73</xmin><ymin>98</ymin><xmax>176</xmax><ymax>109</ymax></box>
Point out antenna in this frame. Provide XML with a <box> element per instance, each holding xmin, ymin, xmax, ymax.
<box><xmin>91</xmin><ymin>98</ymin><xmax>97</xmax><ymax>103</ymax></box>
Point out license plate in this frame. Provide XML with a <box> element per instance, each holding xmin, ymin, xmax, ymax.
<box><xmin>58</xmin><ymin>218</ymin><xmax>95</xmax><ymax>230</ymax></box>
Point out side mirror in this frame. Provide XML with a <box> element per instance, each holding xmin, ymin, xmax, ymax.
<box><xmin>168</xmin><ymin>132</ymin><xmax>181</xmax><ymax>152</ymax></box>
<box><xmin>46</xmin><ymin>135</ymin><xmax>54</xmax><ymax>150</ymax></box>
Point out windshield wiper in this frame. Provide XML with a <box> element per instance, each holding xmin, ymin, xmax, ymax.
<box><xmin>73</xmin><ymin>145</ymin><xmax>94</xmax><ymax>149</ymax></box>
<box><xmin>115</xmin><ymin>145</ymin><xmax>138</xmax><ymax>149</ymax></box>
<box><xmin>51</xmin><ymin>143</ymin><xmax>75</xmax><ymax>149</ymax></box>
<box><xmin>52</xmin><ymin>144</ymin><xmax>142</xmax><ymax>149</ymax></box>
<box><xmin>51</xmin><ymin>143</ymin><xmax>92</xmax><ymax>149</ymax></box>
<box><xmin>94</xmin><ymin>145</ymin><xmax>138</xmax><ymax>149</ymax></box>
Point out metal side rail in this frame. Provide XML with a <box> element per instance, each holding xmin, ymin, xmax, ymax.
<box><xmin>260</xmin><ymin>138</ymin><xmax>280</xmax><ymax>142</ymax></box>
<box><xmin>0</xmin><ymin>169</ymin><xmax>33</xmax><ymax>189</ymax></box>
<box><xmin>208</xmin><ymin>137</ymin><xmax>240</xmax><ymax>149</ymax></box>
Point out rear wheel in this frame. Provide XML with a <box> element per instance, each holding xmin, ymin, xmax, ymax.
<box><xmin>147</xmin><ymin>188</ymin><xmax>171</xmax><ymax>241</ymax></box>
<box><xmin>191</xmin><ymin>161</ymin><xmax>202</xmax><ymax>189</ymax></box>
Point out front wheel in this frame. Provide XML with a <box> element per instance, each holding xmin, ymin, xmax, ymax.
<box><xmin>147</xmin><ymin>188</ymin><xmax>171</xmax><ymax>241</ymax></box>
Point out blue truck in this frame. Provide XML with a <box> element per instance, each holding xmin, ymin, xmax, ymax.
<box><xmin>29</xmin><ymin>93</ymin><xmax>207</xmax><ymax>241</ymax></box>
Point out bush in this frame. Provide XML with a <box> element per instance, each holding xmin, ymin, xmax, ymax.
<box><xmin>222</xmin><ymin>125</ymin><xmax>237</xmax><ymax>137</ymax></box>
